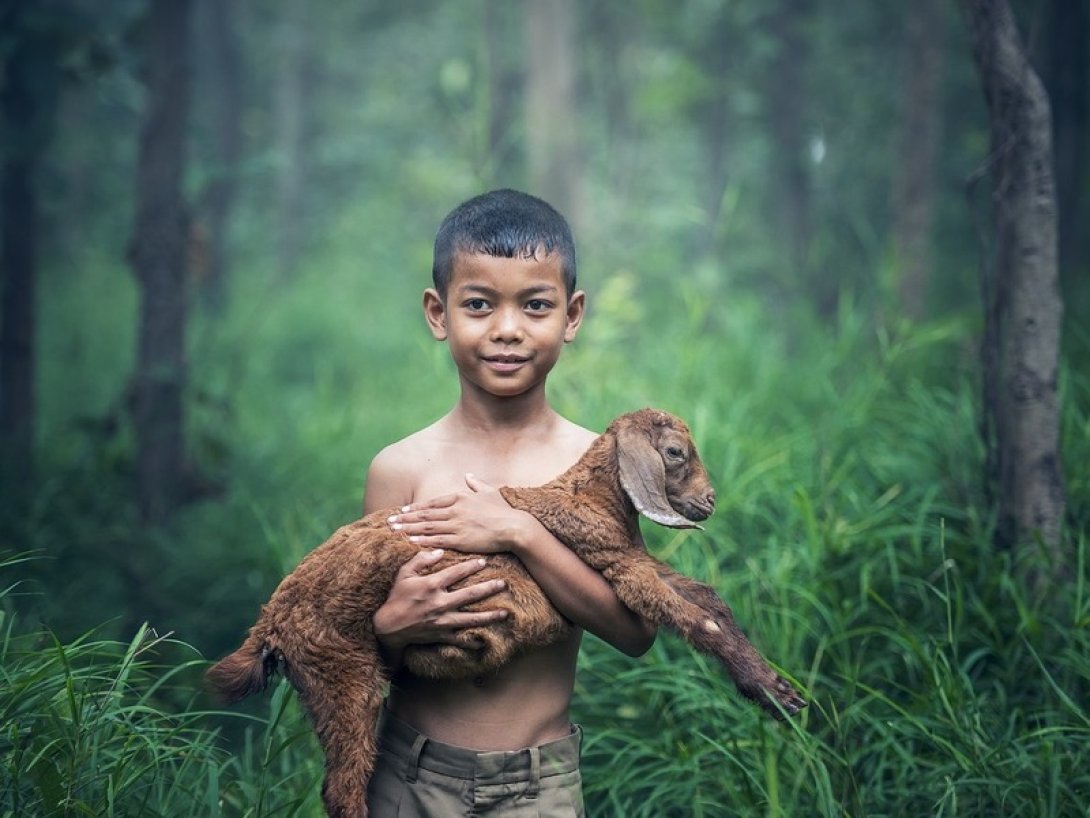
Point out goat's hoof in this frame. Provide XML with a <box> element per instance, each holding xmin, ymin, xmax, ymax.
<box><xmin>767</xmin><ymin>676</ymin><xmax>807</xmax><ymax>719</ymax></box>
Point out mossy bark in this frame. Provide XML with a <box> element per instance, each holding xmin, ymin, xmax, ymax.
<box><xmin>129</xmin><ymin>0</ymin><xmax>193</xmax><ymax>524</ymax></box>
<box><xmin>963</xmin><ymin>0</ymin><xmax>1067</xmax><ymax>562</ymax></box>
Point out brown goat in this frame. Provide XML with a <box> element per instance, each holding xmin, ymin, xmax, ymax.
<box><xmin>207</xmin><ymin>408</ymin><xmax>806</xmax><ymax>817</ymax></box>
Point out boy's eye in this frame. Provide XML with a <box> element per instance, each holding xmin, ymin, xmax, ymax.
<box><xmin>525</xmin><ymin>299</ymin><xmax>552</xmax><ymax>312</ymax></box>
<box><xmin>464</xmin><ymin>298</ymin><xmax>489</xmax><ymax>311</ymax></box>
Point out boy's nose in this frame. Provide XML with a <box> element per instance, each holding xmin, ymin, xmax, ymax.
<box><xmin>490</xmin><ymin>311</ymin><xmax>524</xmax><ymax>342</ymax></box>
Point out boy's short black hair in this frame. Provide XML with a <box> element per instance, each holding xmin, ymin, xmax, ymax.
<box><xmin>432</xmin><ymin>189</ymin><xmax>577</xmax><ymax>299</ymax></box>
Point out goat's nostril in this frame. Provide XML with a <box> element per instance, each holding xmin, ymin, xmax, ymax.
<box><xmin>706</xmin><ymin>491</ymin><xmax>716</xmax><ymax>507</ymax></box>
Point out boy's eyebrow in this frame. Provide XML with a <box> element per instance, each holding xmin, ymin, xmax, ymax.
<box><xmin>454</xmin><ymin>283</ymin><xmax>561</xmax><ymax>298</ymax></box>
<box><xmin>516</xmin><ymin>284</ymin><xmax>561</xmax><ymax>298</ymax></box>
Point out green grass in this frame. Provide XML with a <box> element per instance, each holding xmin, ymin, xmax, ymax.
<box><xmin>0</xmin><ymin>553</ymin><xmax>325</xmax><ymax>816</ymax></box>
<box><xmin>6</xmin><ymin>236</ymin><xmax>1089</xmax><ymax>815</ymax></box>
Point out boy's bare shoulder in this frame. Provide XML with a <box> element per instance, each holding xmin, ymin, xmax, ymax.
<box><xmin>553</xmin><ymin>415</ymin><xmax>600</xmax><ymax>454</ymax></box>
<box><xmin>372</xmin><ymin>419</ymin><xmax>448</xmax><ymax>463</ymax></box>
<box><xmin>524</xmin><ymin>413</ymin><xmax>599</xmax><ymax>480</ymax></box>
<box><xmin>363</xmin><ymin>420</ymin><xmax>448</xmax><ymax>513</ymax></box>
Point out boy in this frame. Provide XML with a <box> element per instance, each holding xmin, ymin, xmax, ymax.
<box><xmin>363</xmin><ymin>189</ymin><xmax>655</xmax><ymax>816</ymax></box>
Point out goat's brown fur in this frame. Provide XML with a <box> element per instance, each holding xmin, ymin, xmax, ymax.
<box><xmin>207</xmin><ymin>408</ymin><xmax>806</xmax><ymax>818</ymax></box>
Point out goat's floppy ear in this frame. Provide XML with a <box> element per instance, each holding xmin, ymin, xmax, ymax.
<box><xmin>617</xmin><ymin>425</ymin><xmax>702</xmax><ymax>529</ymax></box>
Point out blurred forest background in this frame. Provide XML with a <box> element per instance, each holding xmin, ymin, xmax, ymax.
<box><xmin>2</xmin><ymin>0</ymin><xmax>1089</xmax><ymax>815</ymax></box>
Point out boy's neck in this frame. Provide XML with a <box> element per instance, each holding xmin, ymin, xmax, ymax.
<box><xmin>450</xmin><ymin>380</ymin><xmax>558</xmax><ymax>435</ymax></box>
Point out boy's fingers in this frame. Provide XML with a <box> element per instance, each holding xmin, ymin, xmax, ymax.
<box><xmin>388</xmin><ymin>507</ymin><xmax>454</xmax><ymax>529</ymax></box>
<box><xmin>397</xmin><ymin>548</ymin><xmax>447</xmax><ymax>577</ymax></box>
<box><xmin>443</xmin><ymin>579</ymin><xmax>507</xmax><ymax>610</ymax></box>
<box><xmin>431</xmin><ymin>557</ymin><xmax>489</xmax><ymax>586</ymax></box>
<box><xmin>399</xmin><ymin>520</ymin><xmax>458</xmax><ymax>539</ymax></box>
<box><xmin>397</xmin><ymin>493</ymin><xmax>459</xmax><ymax>516</ymax></box>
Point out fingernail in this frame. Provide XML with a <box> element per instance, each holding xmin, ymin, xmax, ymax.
<box><xmin>477</xmin><ymin>558</ymin><xmax>487</xmax><ymax>567</ymax></box>
<box><xmin>387</xmin><ymin>515</ymin><xmax>399</xmax><ymax>524</ymax></box>
<box><xmin>390</xmin><ymin>523</ymin><xmax>402</xmax><ymax>531</ymax></box>
<box><xmin>409</xmin><ymin>536</ymin><xmax>421</xmax><ymax>543</ymax></box>
<box><xmin>401</xmin><ymin>505</ymin><xmax>411</xmax><ymax>513</ymax></box>
<box><xmin>496</xmin><ymin>580</ymin><xmax>506</xmax><ymax>589</ymax></box>
<box><xmin>430</xmin><ymin>548</ymin><xmax>443</xmax><ymax>556</ymax></box>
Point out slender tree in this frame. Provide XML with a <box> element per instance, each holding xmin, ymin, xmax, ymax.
<box><xmin>692</xmin><ymin>9</ymin><xmax>736</xmax><ymax>262</ymax></box>
<box><xmin>584</xmin><ymin>0</ymin><xmax>636</xmax><ymax>198</ymax></box>
<box><xmin>273</xmin><ymin>0</ymin><xmax>312</xmax><ymax>279</ymax></box>
<box><xmin>197</xmin><ymin>0</ymin><xmax>244</xmax><ymax>312</ymax></box>
<box><xmin>483</xmin><ymin>0</ymin><xmax>523</xmax><ymax>186</ymax></box>
<box><xmin>525</xmin><ymin>0</ymin><xmax>581</xmax><ymax>226</ymax></box>
<box><xmin>1041</xmin><ymin>0</ymin><xmax>1088</xmax><ymax>284</ymax></box>
<box><xmin>764</xmin><ymin>0</ymin><xmax>813</xmax><ymax>298</ymax></box>
<box><xmin>0</xmin><ymin>8</ymin><xmax>61</xmax><ymax>488</ymax></box>
<box><xmin>891</xmin><ymin>0</ymin><xmax>945</xmax><ymax>320</ymax></box>
<box><xmin>128</xmin><ymin>0</ymin><xmax>193</xmax><ymax>524</ymax></box>
<box><xmin>962</xmin><ymin>0</ymin><xmax>1066</xmax><ymax>562</ymax></box>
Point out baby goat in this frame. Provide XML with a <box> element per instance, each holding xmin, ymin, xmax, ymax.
<box><xmin>207</xmin><ymin>408</ymin><xmax>806</xmax><ymax>818</ymax></box>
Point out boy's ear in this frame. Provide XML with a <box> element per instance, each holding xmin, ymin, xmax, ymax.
<box><xmin>564</xmin><ymin>290</ymin><xmax>586</xmax><ymax>343</ymax></box>
<box><xmin>423</xmin><ymin>288</ymin><xmax>448</xmax><ymax>340</ymax></box>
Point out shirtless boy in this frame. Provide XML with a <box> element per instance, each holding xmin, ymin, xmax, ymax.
<box><xmin>363</xmin><ymin>189</ymin><xmax>655</xmax><ymax>816</ymax></box>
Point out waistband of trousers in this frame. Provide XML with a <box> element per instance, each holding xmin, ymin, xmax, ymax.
<box><xmin>377</xmin><ymin>707</ymin><xmax>582</xmax><ymax>786</ymax></box>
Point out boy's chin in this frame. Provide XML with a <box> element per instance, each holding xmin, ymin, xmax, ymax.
<box><xmin>468</xmin><ymin>374</ymin><xmax>546</xmax><ymax>399</ymax></box>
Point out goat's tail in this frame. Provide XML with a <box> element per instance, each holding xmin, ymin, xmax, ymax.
<box><xmin>206</xmin><ymin>636</ymin><xmax>276</xmax><ymax>704</ymax></box>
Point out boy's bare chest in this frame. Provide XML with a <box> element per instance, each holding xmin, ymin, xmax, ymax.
<box><xmin>409</xmin><ymin>441</ymin><xmax>580</xmax><ymax>502</ymax></box>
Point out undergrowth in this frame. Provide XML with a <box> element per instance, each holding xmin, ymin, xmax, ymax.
<box><xmin>3</xmin><ymin>267</ymin><xmax>1088</xmax><ymax>816</ymax></box>
<box><xmin>0</xmin><ymin>553</ymin><xmax>324</xmax><ymax>816</ymax></box>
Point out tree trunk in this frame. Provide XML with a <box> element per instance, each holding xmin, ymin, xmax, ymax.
<box><xmin>692</xmin><ymin>12</ymin><xmax>735</xmax><ymax>262</ymax></box>
<box><xmin>484</xmin><ymin>0</ymin><xmax>522</xmax><ymax>186</ymax></box>
<box><xmin>764</xmin><ymin>0</ymin><xmax>815</xmax><ymax>310</ymax></box>
<box><xmin>891</xmin><ymin>0</ymin><xmax>945</xmax><ymax>321</ymax></box>
<box><xmin>274</xmin><ymin>0</ymin><xmax>312</xmax><ymax>279</ymax></box>
<box><xmin>197</xmin><ymin>0</ymin><xmax>244</xmax><ymax>312</ymax></box>
<box><xmin>586</xmin><ymin>0</ymin><xmax>635</xmax><ymax>199</ymax></box>
<box><xmin>0</xmin><ymin>17</ymin><xmax>59</xmax><ymax>488</ymax></box>
<box><xmin>525</xmin><ymin>0</ymin><xmax>581</xmax><ymax>227</ymax></box>
<box><xmin>963</xmin><ymin>0</ymin><xmax>1066</xmax><ymax>561</ymax></box>
<box><xmin>1041</xmin><ymin>0</ymin><xmax>1088</xmax><ymax>285</ymax></box>
<box><xmin>129</xmin><ymin>0</ymin><xmax>193</xmax><ymax>525</ymax></box>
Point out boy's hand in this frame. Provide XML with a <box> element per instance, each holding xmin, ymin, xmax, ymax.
<box><xmin>386</xmin><ymin>474</ymin><xmax>534</xmax><ymax>554</ymax></box>
<box><xmin>374</xmin><ymin>549</ymin><xmax>508</xmax><ymax>662</ymax></box>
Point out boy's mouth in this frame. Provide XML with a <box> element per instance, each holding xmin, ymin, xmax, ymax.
<box><xmin>483</xmin><ymin>353</ymin><xmax>530</xmax><ymax>372</ymax></box>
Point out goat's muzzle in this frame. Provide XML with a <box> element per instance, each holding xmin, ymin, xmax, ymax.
<box><xmin>676</xmin><ymin>489</ymin><xmax>716</xmax><ymax>522</ymax></box>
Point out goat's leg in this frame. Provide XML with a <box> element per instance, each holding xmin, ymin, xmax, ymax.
<box><xmin>291</xmin><ymin>647</ymin><xmax>387</xmax><ymax>818</ymax></box>
<box><xmin>604</xmin><ymin>558</ymin><xmax>806</xmax><ymax>718</ymax></box>
<box><xmin>654</xmin><ymin>563</ymin><xmax>806</xmax><ymax>717</ymax></box>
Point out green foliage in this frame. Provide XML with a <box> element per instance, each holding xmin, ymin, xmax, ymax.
<box><xmin>565</xmin><ymin>299</ymin><xmax>1090</xmax><ymax>816</ymax></box>
<box><xmin>5</xmin><ymin>1</ymin><xmax>1089</xmax><ymax>815</ymax></box>
<box><xmin>0</xmin><ymin>554</ymin><xmax>324</xmax><ymax>816</ymax></box>
<box><xmin>8</xmin><ymin>290</ymin><xmax>1090</xmax><ymax>815</ymax></box>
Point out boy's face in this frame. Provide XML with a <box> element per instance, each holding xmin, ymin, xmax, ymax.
<box><xmin>423</xmin><ymin>251</ymin><xmax>584</xmax><ymax>400</ymax></box>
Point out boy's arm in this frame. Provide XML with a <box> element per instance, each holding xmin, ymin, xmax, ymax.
<box><xmin>364</xmin><ymin>451</ymin><xmax>508</xmax><ymax>668</ymax></box>
<box><xmin>511</xmin><ymin>514</ymin><xmax>657</xmax><ymax>657</ymax></box>
<box><xmin>387</xmin><ymin>474</ymin><xmax>657</xmax><ymax>657</ymax></box>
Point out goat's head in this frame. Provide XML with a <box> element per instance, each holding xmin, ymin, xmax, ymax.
<box><xmin>611</xmin><ymin>409</ymin><xmax>716</xmax><ymax>529</ymax></box>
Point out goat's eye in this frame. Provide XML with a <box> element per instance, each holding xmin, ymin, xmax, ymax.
<box><xmin>665</xmin><ymin>446</ymin><xmax>685</xmax><ymax>460</ymax></box>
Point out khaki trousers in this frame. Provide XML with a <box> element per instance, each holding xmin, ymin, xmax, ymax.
<box><xmin>366</xmin><ymin>709</ymin><xmax>585</xmax><ymax>817</ymax></box>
